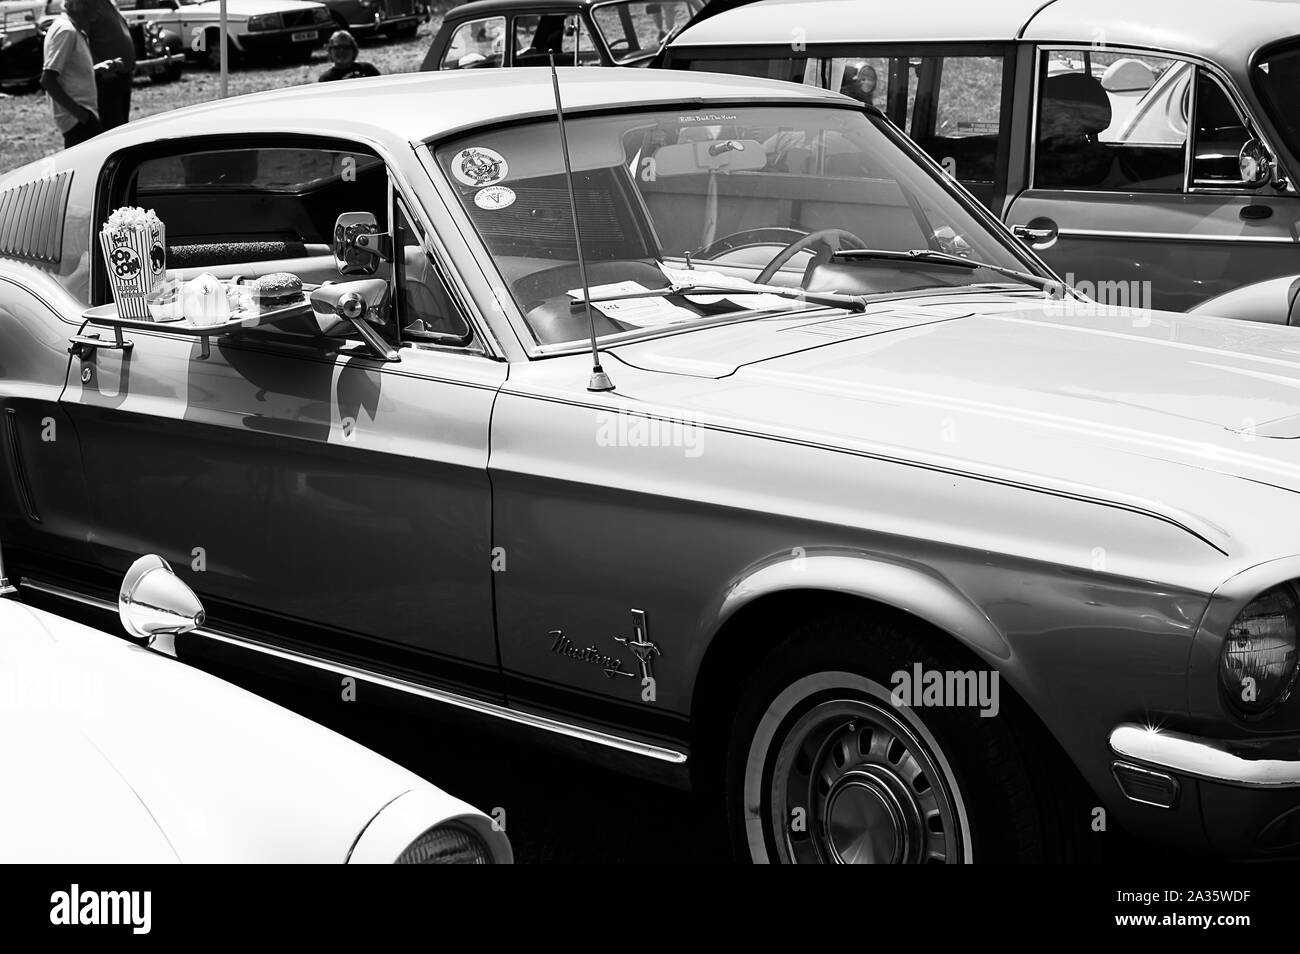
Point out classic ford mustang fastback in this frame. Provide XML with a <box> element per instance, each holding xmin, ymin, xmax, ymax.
<box><xmin>3</xmin><ymin>69</ymin><xmax>1300</xmax><ymax>863</ymax></box>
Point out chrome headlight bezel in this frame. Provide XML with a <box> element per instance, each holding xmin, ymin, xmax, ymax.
<box><xmin>395</xmin><ymin>823</ymin><xmax>494</xmax><ymax>865</ymax></box>
<box><xmin>1219</xmin><ymin>581</ymin><xmax>1300</xmax><ymax>719</ymax></box>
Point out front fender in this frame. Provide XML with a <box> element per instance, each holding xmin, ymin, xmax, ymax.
<box><xmin>710</xmin><ymin>547</ymin><xmax>1013</xmax><ymax>666</ymax></box>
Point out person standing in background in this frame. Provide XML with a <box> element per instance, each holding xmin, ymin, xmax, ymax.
<box><xmin>84</xmin><ymin>0</ymin><xmax>136</xmax><ymax>129</ymax></box>
<box><xmin>41</xmin><ymin>0</ymin><xmax>108</xmax><ymax>148</ymax></box>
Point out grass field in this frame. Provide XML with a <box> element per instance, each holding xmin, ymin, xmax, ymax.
<box><xmin>0</xmin><ymin>7</ymin><xmax>456</xmax><ymax>175</ymax></box>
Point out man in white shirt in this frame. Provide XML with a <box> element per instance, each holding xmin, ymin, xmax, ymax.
<box><xmin>41</xmin><ymin>0</ymin><xmax>121</xmax><ymax>148</ymax></box>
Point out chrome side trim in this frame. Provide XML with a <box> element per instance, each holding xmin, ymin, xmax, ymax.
<box><xmin>21</xmin><ymin>579</ymin><xmax>688</xmax><ymax>766</ymax></box>
<box><xmin>1109</xmin><ymin>722</ymin><xmax>1300</xmax><ymax>789</ymax></box>
<box><xmin>1057</xmin><ymin>227</ymin><xmax>1295</xmax><ymax>245</ymax></box>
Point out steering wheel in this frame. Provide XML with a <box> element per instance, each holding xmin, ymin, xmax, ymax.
<box><xmin>695</xmin><ymin>227</ymin><xmax>811</xmax><ymax>262</ymax></box>
<box><xmin>755</xmin><ymin>228</ymin><xmax>869</xmax><ymax>286</ymax></box>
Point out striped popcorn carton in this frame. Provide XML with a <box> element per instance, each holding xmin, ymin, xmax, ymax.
<box><xmin>99</xmin><ymin>209</ymin><xmax>166</xmax><ymax>319</ymax></box>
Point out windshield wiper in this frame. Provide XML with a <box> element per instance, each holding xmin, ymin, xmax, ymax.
<box><xmin>569</xmin><ymin>281</ymin><xmax>869</xmax><ymax>313</ymax></box>
<box><xmin>830</xmin><ymin>248</ymin><xmax>1073</xmax><ymax>295</ymax></box>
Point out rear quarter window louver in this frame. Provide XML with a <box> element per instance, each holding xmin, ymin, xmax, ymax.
<box><xmin>0</xmin><ymin>169</ymin><xmax>74</xmax><ymax>266</ymax></box>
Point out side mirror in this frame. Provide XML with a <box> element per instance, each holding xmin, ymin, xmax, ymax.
<box><xmin>1237</xmin><ymin>139</ymin><xmax>1273</xmax><ymax>189</ymax></box>
<box><xmin>119</xmin><ymin>554</ymin><xmax>205</xmax><ymax>659</ymax></box>
<box><xmin>333</xmin><ymin>212</ymin><xmax>392</xmax><ymax>276</ymax></box>
<box><xmin>309</xmin><ymin>279</ymin><xmax>400</xmax><ymax>362</ymax></box>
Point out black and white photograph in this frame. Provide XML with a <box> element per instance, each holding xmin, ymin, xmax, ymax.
<box><xmin>0</xmin><ymin>0</ymin><xmax>1297</xmax><ymax>930</ymax></box>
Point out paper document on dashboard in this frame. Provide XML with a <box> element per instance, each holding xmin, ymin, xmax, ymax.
<box><xmin>566</xmin><ymin>282</ymin><xmax>696</xmax><ymax>327</ymax></box>
<box><xmin>658</xmin><ymin>264</ymin><xmax>801</xmax><ymax>311</ymax></box>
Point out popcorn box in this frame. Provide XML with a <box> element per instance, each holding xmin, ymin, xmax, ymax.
<box><xmin>99</xmin><ymin>214</ymin><xmax>166</xmax><ymax>319</ymax></box>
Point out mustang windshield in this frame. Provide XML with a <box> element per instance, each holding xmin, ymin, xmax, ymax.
<box><xmin>433</xmin><ymin>105</ymin><xmax>1039</xmax><ymax>346</ymax></box>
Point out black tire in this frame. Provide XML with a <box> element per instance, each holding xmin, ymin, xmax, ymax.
<box><xmin>723</xmin><ymin>611</ymin><xmax>1091</xmax><ymax>863</ymax></box>
<box><xmin>152</xmin><ymin>62</ymin><xmax>183</xmax><ymax>83</ymax></box>
<box><xmin>386</xmin><ymin>22</ymin><xmax>418</xmax><ymax>39</ymax></box>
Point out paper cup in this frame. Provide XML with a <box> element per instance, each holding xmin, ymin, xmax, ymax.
<box><xmin>100</xmin><ymin>219</ymin><xmax>166</xmax><ymax>319</ymax></box>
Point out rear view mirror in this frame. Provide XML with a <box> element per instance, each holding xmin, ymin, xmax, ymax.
<box><xmin>333</xmin><ymin>212</ymin><xmax>392</xmax><ymax>276</ymax></box>
<box><xmin>1237</xmin><ymin>139</ymin><xmax>1273</xmax><ymax>188</ymax></box>
<box><xmin>119</xmin><ymin>555</ymin><xmax>205</xmax><ymax>659</ymax></box>
<box><xmin>651</xmin><ymin>139</ymin><xmax>768</xmax><ymax>177</ymax></box>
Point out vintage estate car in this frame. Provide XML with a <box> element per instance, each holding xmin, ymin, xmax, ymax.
<box><xmin>0</xmin><ymin>2</ymin><xmax>42</xmax><ymax>89</ymax></box>
<box><xmin>421</xmin><ymin>0</ymin><xmax>698</xmax><ymax>70</ymax></box>
<box><xmin>0</xmin><ymin>541</ymin><xmax>510</xmax><ymax>862</ymax></box>
<box><xmin>315</xmin><ymin>0</ymin><xmax>421</xmax><ymax>38</ymax></box>
<box><xmin>662</xmin><ymin>0</ymin><xmax>1300</xmax><ymax>316</ymax></box>
<box><xmin>7</xmin><ymin>69</ymin><xmax>1300</xmax><ymax>864</ymax></box>
<box><xmin>112</xmin><ymin>0</ymin><xmax>333</xmax><ymax>68</ymax></box>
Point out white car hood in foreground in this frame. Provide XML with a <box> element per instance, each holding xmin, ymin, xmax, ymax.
<box><xmin>0</xmin><ymin>600</ymin><xmax>495</xmax><ymax>862</ymax></box>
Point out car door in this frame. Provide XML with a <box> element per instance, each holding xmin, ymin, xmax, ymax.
<box><xmin>59</xmin><ymin>137</ymin><xmax>506</xmax><ymax>693</ymax></box>
<box><xmin>1006</xmin><ymin>47</ymin><xmax>1300</xmax><ymax>312</ymax></box>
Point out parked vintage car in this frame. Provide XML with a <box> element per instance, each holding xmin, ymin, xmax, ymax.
<box><xmin>421</xmin><ymin>0</ymin><xmax>698</xmax><ymax>70</ymax></box>
<box><xmin>6</xmin><ymin>69</ymin><xmax>1300</xmax><ymax>863</ymax></box>
<box><xmin>115</xmin><ymin>0</ymin><xmax>332</xmax><ymax>68</ymax></box>
<box><xmin>0</xmin><ymin>541</ymin><xmax>510</xmax><ymax>862</ymax></box>
<box><xmin>662</xmin><ymin>0</ymin><xmax>1300</xmax><ymax>315</ymax></box>
<box><xmin>0</xmin><ymin>3</ymin><xmax>41</xmax><ymax>89</ymax></box>
<box><xmin>318</xmin><ymin>0</ymin><xmax>420</xmax><ymax>38</ymax></box>
<box><xmin>41</xmin><ymin>0</ymin><xmax>186</xmax><ymax>83</ymax></box>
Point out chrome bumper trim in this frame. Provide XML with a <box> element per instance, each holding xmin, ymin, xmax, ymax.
<box><xmin>1109</xmin><ymin>722</ymin><xmax>1300</xmax><ymax>789</ymax></box>
<box><xmin>22</xmin><ymin>578</ymin><xmax>688</xmax><ymax>766</ymax></box>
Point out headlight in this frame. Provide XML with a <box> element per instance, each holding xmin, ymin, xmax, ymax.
<box><xmin>143</xmin><ymin>19</ymin><xmax>159</xmax><ymax>35</ymax></box>
<box><xmin>1220</xmin><ymin>583</ymin><xmax>1300</xmax><ymax>715</ymax></box>
<box><xmin>396</xmin><ymin>824</ymin><xmax>493</xmax><ymax>864</ymax></box>
<box><xmin>312</xmin><ymin>6</ymin><xmax>331</xmax><ymax>22</ymax></box>
<box><xmin>247</xmin><ymin>13</ymin><xmax>282</xmax><ymax>29</ymax></box>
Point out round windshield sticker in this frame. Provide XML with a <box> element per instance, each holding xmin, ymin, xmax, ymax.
<box><xmin>474</xmin><ymin>185</ymin><xmax>516</xmax><ymax>211</ymax></box>
<box><xmin>451</xmin><ymin>147</ymin><xmax>508</xmax><ymax>187</ymax></box>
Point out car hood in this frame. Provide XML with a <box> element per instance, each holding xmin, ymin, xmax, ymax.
<box><xmin>0</xmin><ymin>599</ymin><xmax>432</xmax><ymax>862</ymax></box>
<box><xmin>608</xmin><ymin>292</ymin><xmax>1300</xmax><ymax>559</ymax></box>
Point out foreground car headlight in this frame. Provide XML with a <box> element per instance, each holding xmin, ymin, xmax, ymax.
<box><xmin>397</xmin><ymin>825</ymin><xmax>493</xmax><ymax>864</ymax></box>
<box><xmin>1220</xmin><ymin>583</ymin><xmax>1300</xmax><ymax>715</ymax></box>
<box><xmin>312</xmin><ymin>6</ymin><xmax>331</xmax><ymax>22</ymax></box>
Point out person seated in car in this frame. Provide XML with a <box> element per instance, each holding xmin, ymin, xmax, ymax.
<box><xmin>318</xmin><ymin>31</ymin><xmax>379</xmax><ymax>82</ymax></box>
<box><xmin>840</xmin><ymin>62</ymin><xmax>878</xmax><ymax>107</ymax></box>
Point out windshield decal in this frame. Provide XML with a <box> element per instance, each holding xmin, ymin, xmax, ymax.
<box><xmin>474</xmin><ymin>185</ymin><xmax>517</xmax><ymax>210</ymax></box>
<box><xmin>451</xmin><ymin>147</ymin><xmax>509</xmax><ymax>187</ymax></box>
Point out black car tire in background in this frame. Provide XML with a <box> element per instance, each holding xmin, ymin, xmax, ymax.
<box><xmin>722</xmin><ymin>611</ymin><xmax>1093</xmax><ymax>863</ymax></box>
<box><xmin>198</xmin><ymin>28</ymin><xmax>242</xmax><ymax>70</ymax></box>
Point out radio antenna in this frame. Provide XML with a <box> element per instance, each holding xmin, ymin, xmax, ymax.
<box><xmin>548</xmin><ymin>52</ymin><xmax>613</xmax><ymax>391</ymax></box>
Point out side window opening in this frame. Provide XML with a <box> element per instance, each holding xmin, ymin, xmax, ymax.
<box><xmin>1191</xmin><ymin>70</ymin><xmax>1254</xmax><ymax>187</ymax></box>
<box><xmin>440</xmin><ymin>16</ymin><xmax>506</xmax><ymax>69</ymax></box>
<box><xmin>1034</xmin><ymin>48</ymin><xmax>1188</xmax><ymax>192</ymax></box>
<box><xmin>118</xmin><ymin>145</ymin><xmax>386</xmax><ymax>287</ymax></box>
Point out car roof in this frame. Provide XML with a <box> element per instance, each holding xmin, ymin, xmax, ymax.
<box><xmin>105</xmin><ymin>68</ymin><xmax>849</xmax><ymax>148</ymax></box>
<box><xmin>668</xmin><ymin>0</ymin><xmax>1300</xmax><ymax>62</ymax></box>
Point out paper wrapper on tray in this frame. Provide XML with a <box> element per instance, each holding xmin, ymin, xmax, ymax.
<box><xmin>99</xmin><ymin>210</ymin><xmax>166</xmax><ymax>319</ymax></box>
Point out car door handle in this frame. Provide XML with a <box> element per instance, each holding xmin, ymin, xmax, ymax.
<box><xmin>68</xmin><ymin>332</ymin><xmax>133</xmax><ymax>359</ymax></box>
<box><xmin>1011</xmin><ymin>225</ymin><xmax>1056</xmax><ymax>241</ymax></box>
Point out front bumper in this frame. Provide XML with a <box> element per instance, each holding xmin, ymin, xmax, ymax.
<box><xmin>238</xmin><ymin>25</ymin><xmax>329</xmax><ymax>54</ymax></box>
<box><xmin>1110</xmin><ymin>722</ymin><xmax>1300</xmax><ymax>856</ymax></box>
<box><xmin>133</xmin><ymin>53</ymin><xmax>183</xmax><ymax>78</ymax></box>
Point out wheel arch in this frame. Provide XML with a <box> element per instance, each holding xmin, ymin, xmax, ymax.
<box><xmin>688</xmin><ymin>552</ymin><xmax>1083</xmax><ymax>794</ymax></box>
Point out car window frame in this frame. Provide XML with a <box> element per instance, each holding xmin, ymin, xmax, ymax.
<box><xmin>1028</xmin><ymin>42</ymin><xmax>1276</xmax><ymax>198</ymax></box>
<box><xmin>438</xmin><ymin>14</ymin><xmax>507</xmax><ymax>69</ymax></box>
<box><xmin>92</xmin><ymin>132</ymin><xmax>499</xmax><ymax>359</ymax></box>
<box><xmin>392</xmin><ymin>189</ymin><xmax>481</xmax><ymax>354</ymax></box>
<box><xmin>1188</xmin><ymin>66</ymin><xmax>1264</xmax><ymax>195</ymax></box>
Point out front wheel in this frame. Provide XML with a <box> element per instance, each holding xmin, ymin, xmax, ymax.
<box><xmin>724</xmin><ymin>613</ymin><xmax>1087</xmax><ymax>863</ymax></box>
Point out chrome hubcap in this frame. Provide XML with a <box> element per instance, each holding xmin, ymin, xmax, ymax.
<box><xmin>765</xmin><ymin>695</ymin><xmax>966</xmax><ymax>863</ymax></box>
